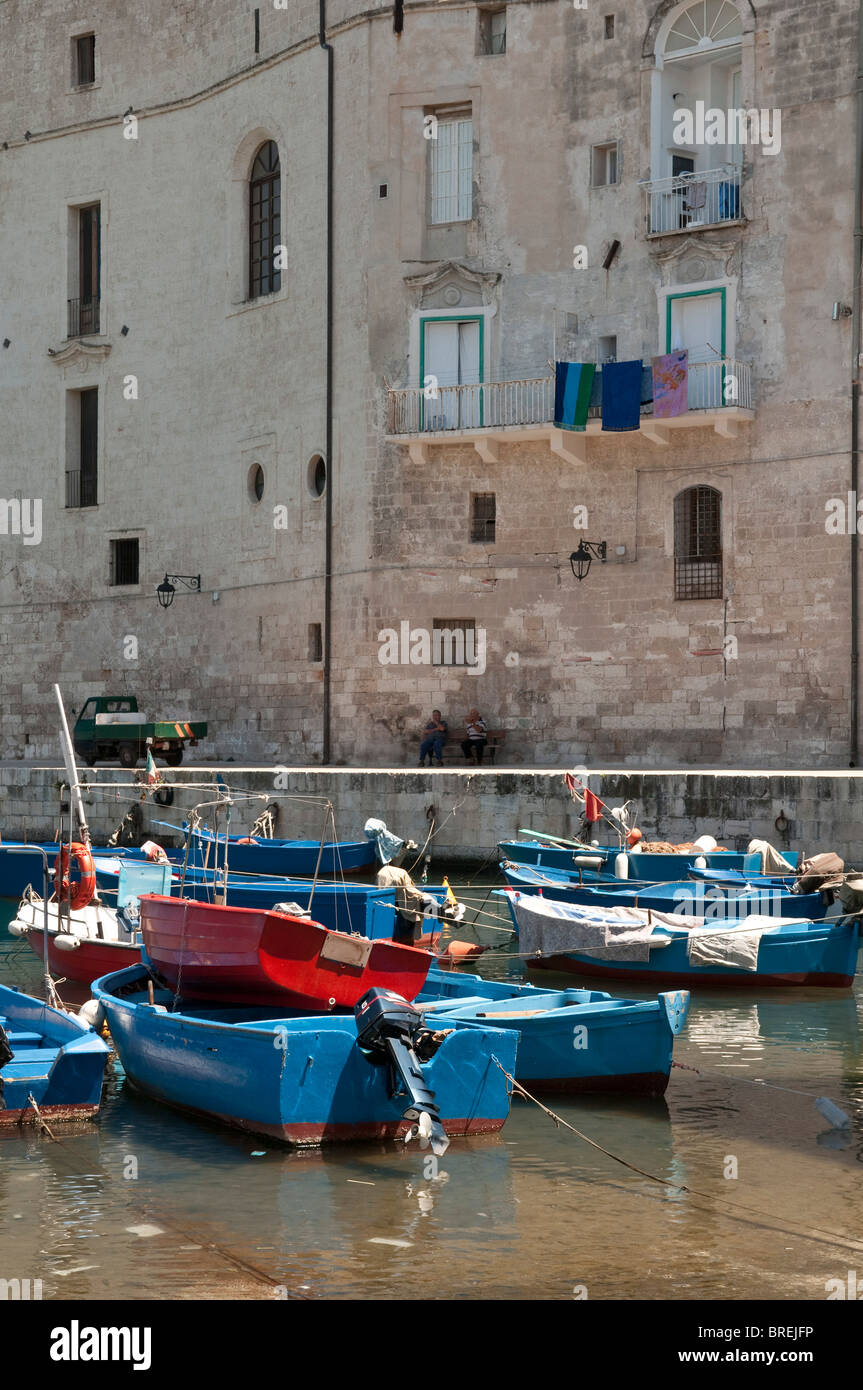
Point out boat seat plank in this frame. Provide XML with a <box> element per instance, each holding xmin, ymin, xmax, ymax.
<box><xmin>1</xmin><ymin>1048</ymin><xmax>59</xmax><ymax>1066</ymax></box>
<box><xmin>5</xmin><ymin>1031</ymin><xmax>44</xmax><ymax>1046</ymax></box>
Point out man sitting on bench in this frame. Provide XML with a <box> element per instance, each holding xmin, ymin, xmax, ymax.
<box><xmin>461</xmin><ymin>709</ymin><xmax>488</xmax><ymax>765</ymax></box>
<box><xmin>419</xmin><ymin>709</ymin><xmax>447</xmax><ymax>767</ymax></box>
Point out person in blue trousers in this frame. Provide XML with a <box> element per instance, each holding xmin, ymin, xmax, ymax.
<box><xmin>419</xmin><ymin>710</ymin><xmax>448</xmax><ymax>766</ymax></box>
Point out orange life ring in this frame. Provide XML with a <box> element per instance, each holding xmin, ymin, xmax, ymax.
<box><xmin>54</xmin><ymin>842</ymin><xmax>96</xmax><ymax>910</ymax></box>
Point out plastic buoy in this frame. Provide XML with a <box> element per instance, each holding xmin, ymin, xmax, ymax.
<box><xmin>614</xmin><ymin>852</ymin><xmax>629</xmax><ymax>880</ymax></box>
<box><xmin>78</xmin><ymin>999</ymin><xmax>105</xmax><ymax>1030</ymax></box>
<box><xmin>694</xmin><ymin>855</ymin><xmax>707</xmax><ymax>869</ymax></box>
<box><xmin>815</xmin><ymin>1096</ymin><xmax>851</xmax><ymax>1129</ymax></box>
<box><xmin>54</xmin><ymin>933</ymin><xmax>82</xmax><ymax>952</ymax></box>
<box><xmin>442</xmin><ymin>939</ymin><xmax>486</xmax><ymax>961</ymax></box>
<box><xmin>694</xmin><ymin>834</ymin><xmax>717</xmax><ymax>853</ymax></box>
<box><xmin>7</xmin><ymin>921</ymin><xmax>30</xmax><ymax>937</ymax></box>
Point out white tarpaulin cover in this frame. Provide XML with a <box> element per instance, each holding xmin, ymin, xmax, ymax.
<box><xmin>512</xmin><ymin>894</ymin><xmax>701</xmax><ymax>961</ymax></box>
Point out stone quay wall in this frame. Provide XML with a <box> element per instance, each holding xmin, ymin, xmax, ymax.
<box><xmin>0</xmin><ymin>766</ymin><xmax>860</xmax><ymax>866</ymax></box>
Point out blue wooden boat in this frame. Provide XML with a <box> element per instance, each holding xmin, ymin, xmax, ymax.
<box><xmin>500</xmin><ymin>839</ymin><xmax>799</xmax><ymax>880</ymax></box>
<box><xmin>685</xmin><ymin>865</ymin><xmax>794</xmax><ymax>888</ymax></box>
<box><xmin>500</xmin><ymin>861</ymin><xmax>834</xmax><ymax>921</ymax></box>
<box><xmin>417</xmin><ymin>966</ymin><xmax>689</xmax><ymax>1095</ymax></box>
<box><xmin>90</xmin><ymin>963</ymin><xmax>518</xmax><ymax>1148</ymax></box>
<box><xmin>179</xmin><ymin>829</ymin><xmax>378</xmax><ymax>879</ymax></box>
<box><xmin>0</xmin><ymin>833</ymin><xmax>378</xmax><ymax>899</ymax></box>
<box><xmin>498</xmin><ymin>889</ymin><xmax>861</xmax><ymax>988</ymax></box>
<box><xmin>88</xmin><ymin>856</ymin><xmax>417</xmax><ymax>938</ymax></box>
<box><xmin>0</xmin><ymin>984</ymin><xmax>109</xmax><ymax>1126</ymax></box>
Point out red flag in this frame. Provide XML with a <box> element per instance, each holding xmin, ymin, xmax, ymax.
<box><xmin>584</xmin><ymin>790</ymin><xmax>602</xmax><ymax>823</ymax></box>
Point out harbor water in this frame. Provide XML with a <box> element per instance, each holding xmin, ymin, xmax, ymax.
<box><xmin>1</xmin><ymin>876</ymin><xmax>862</xmax><ymax>1302</ymax></box>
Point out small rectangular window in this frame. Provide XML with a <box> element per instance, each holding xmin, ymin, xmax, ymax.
<box><xmin>470</xmin><ymin>493</ymin><xmax>496</xmax><ymax>543</ymax></box>
<box><xmin>432</xmin><ymin>618</ymin><xmax>478</xmax><ymax>668</ymax></box>
<box><xmin>75</xmin><ymin>34</ymin><xmax>96</xmax><ymax>86</ymax></box>
<box><xmin>111</xmin><ymin>539</ymin><xmax>139</xmax><ymax>586</ymax></box>
<box><xmin>308</xmin><ymin>622</ymin><xmax>322</xmax><ymax>662</ymax></box>
<box><xmin>604</xmin><ymin>15</ymin><xmax>615</xmax><ymax>39</ymax></box>
<box><xmin>672</xmin><ymin>154</ymin><xmax>695</xmax><ymax>177</ymax></box>
<box><xmin>428</xmin><ymin>112</ymin><xmax>473</xmax><ymax>224</ymax></box>
<box><xmin>598</xmin><ymin>335</ymin><xmax>617</xmax><ymax>363</ymax></box>
<box><xmin>478</xmin><ymin>8</ymin><xmax>506</xmax><ymax>55</ymax></box>
<box><xmin>591</xmin><ymin>141</ymin><xmax>620</xmax><ymax>187</ymax></box>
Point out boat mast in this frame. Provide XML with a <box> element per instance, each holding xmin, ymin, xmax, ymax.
<box><xmin>53</xmin><ymin>684</ymin><xmax>91</xmax><ymax>852</ymax></box>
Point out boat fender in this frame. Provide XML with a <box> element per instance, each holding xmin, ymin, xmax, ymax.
<box><xmin>573</xmin><ymin>855</ymin><xmax>603</xmax><ymax>870</ymax></box>
<box><xmin>8</xmin><ymin>920</ymin><xmax>31</xmax><ymax>937</ymax></box>
<box><xmin>815</xmin><ymin>1096</ymin><xmax>851</xmax><ymax>1130</ymax></box>
<box><xmin>54</xmin><ymin>842</ymin><xmax>96</xmax><ymax>910</ymax></box>
<box><xmin>54</xmin><ymin>933</ymin><xmax>82</xmax><ymax>952</ymax></box>
<box><xmin>235</xmin><ymin>837</ymin><xmax>259</xmax><ymax>845</ymax></box>
<box><xmin>694</xmin><ymin>855</ymin><xmax>707</xmax><ymax>869</ymax></box>
<box><xmin>441</xmin><ymin>940</ymin><xmax>487</xmax><ymax>961</ymax></box>
<box><xmin>614</xmin><ymin>852</ymin><xmax>629</xmax><ymax>880</ymax></box>
<box><xmin>659</xmin><ymin>990</ymin><xmax>691</xmax><ymax>1035</ymax></box>
<box><xmin>693</xmin><ymin>834</ymin><xmax>717</xmax><ymax>853</ymax></box>
<box><xmin>78</xmin><ymin>999</ymin><xmax>106</xmax><ymax>1030</ymax></box>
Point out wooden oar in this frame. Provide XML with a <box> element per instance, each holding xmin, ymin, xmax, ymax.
<box><xmin>517</xmin><ymin>828</ymin><xmax>595</xmax><ymax>849</ymax></box>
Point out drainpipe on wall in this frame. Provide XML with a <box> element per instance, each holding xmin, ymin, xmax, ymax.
<box><xmin>851</xmin><ymin>2</ymin><xmax>863</xmax><ymax>765</ymax></box>
<box><xmin>320</xmin><ymin>0</ymin><xmax>334</xmax><ymax>765</ymax></box>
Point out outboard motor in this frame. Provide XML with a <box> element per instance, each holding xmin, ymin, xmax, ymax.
<box><xmin>355</xmin><ymin>988</ymin><xmax>450</xmax><ymax>1156</ymax></box>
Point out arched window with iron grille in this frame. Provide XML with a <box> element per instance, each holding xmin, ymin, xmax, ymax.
<box><xmin>249</xmin><ymin>140</ymin><xmax>281</xmax><ymax>300</ymax></box>
<box><xmin>674</xmin><ymin>485</ymin><xmax>722</xmax><ymax>600</ymax></box>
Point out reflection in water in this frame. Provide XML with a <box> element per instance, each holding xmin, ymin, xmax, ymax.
<box><xmin>2</xmin><ymin>889</ymin><xmax>862</xmax><ymax>1299</ymax></box>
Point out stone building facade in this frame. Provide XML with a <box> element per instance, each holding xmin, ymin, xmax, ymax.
<box><xmin>0</xmin><ymin>0</ymin><xmax>858</xmax><ymax>768</ymax></box>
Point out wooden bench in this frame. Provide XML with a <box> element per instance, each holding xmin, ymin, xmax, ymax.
<box><xmin>428</xmin><ymin>728</ymin><xmax>506</xmax><ymax>766</ymax></box>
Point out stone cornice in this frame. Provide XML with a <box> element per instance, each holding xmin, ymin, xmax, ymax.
<box><xmin>403</xmin><ymin>261</ymin><xmax>502</xmax><ymax>302</ymax></box>
<box><xmin>48</xmin><ymin>340</ymin><xmax>112</xmax><ymax>368</ymax></box>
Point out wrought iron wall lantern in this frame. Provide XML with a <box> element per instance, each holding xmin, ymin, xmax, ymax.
<box><xmin>156</xmin><ymin>573</ymin><xmax>201</xmax><ymax>610</ymax></box>
<box><xmin>569</xmin><ymin>541</ymin><xmax>607</xmax><ymax>582</ymax></box>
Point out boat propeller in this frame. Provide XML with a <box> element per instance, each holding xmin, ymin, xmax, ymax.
<box><xmin>355</xmin><ymin>987</ymin><xmax>450</xmax><ymax>1156</ymax></box>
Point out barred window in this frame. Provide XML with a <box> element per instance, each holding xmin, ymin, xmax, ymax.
<box><xmin>470</xmin><ymin>493</ymin><xmax>496</xmax><ymax>543</ymax></box>
<box><xmin>432</xmin><ymin>618</ymin><xmax>478</xmax><ymax>667</ymax></box>
<box><xmin>674</xmin><ymin>485</ymin><xmax>722</xmax><ymax>600</ymax></box>
<box><xmin>111</xmin><ymin>538</ymin><xmax>139</xmax><ymax>586</ymax></box>
<box><xmin>75</xmin><ymin>34</ymin><xmax>96</xmax><ymax>86</ymax></box>
<box><xmin>429</xmin><ymin>115</ymin><xmax>473</xmax><ymax>224</ymax></box>
<box><xmin>249</xmin><ymin>141</ymin><xmax>281</xmax><ymax>299</ymax></box>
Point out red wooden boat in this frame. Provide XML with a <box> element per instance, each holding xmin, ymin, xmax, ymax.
<box><xmin>138</xmin><ymin>894</ymin><xmax>434</xmax><ymax>1008</ymax></box>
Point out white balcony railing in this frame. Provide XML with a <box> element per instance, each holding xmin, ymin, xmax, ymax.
<box><xmin>388</xmin><ymin>377</ymin><xmax>554</xmax><ymax>435</ymax></box>
<box><xmin>640</xmin><ymin>166</ymin><xmax>743</xmax><ymax>236</ymax></box>
<box><xmin>387</xmin><ymin>360</ymin><xmax>752</xmax><ymax>437</ymax></box>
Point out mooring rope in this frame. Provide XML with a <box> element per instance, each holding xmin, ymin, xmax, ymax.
<box><xmin>492</xmin><ymin>1058</ymin><xmax>863</xmax><ymax>1256</ymax></box>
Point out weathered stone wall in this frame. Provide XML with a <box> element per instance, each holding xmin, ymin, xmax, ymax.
<box><xmin>1</xmin><ymin>765</ymin><xmax>860</xmax><ymax>865</ymax></box>
<box><xmin>0</xmin><ymin>0</ymin><xmax>859</xmax><ymax>770</ymax></box>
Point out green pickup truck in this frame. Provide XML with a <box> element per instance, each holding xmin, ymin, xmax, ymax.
<box><xmin>72</xmin><ymin>695</ymin><xmax>208</xmax><ymax>768</ymax></box>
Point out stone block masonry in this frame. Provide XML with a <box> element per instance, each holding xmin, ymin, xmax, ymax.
<box><xmin>1</xmin><ymin>766</ymin><xmax>860</xmax><ymax>866</ymax></box>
